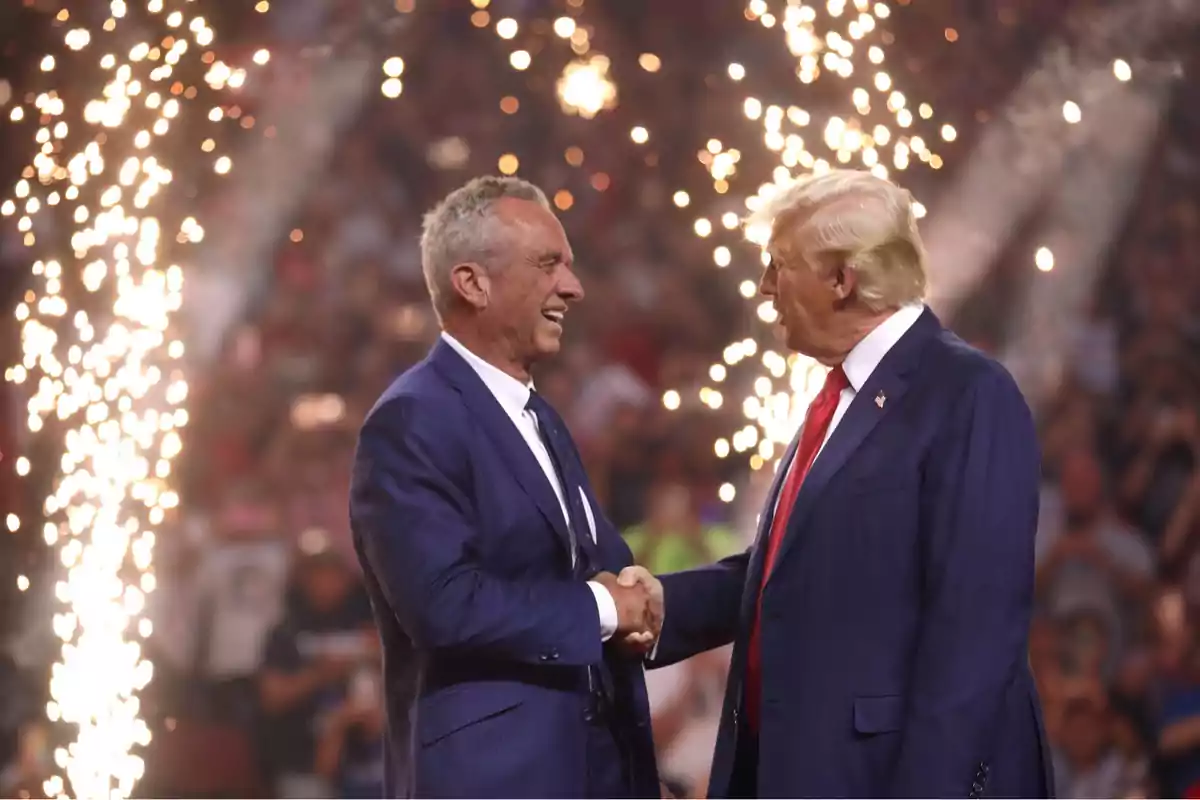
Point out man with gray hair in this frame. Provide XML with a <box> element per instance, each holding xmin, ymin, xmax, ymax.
<box><xmin>350</xmin><ymin>176</ymin><xmax>661</xmax><ymax>797</ymax></box>
<box><xmin>621</xmin><ymin>169</ymin><xmax>1053</xmax><ymax>797</ymax></box>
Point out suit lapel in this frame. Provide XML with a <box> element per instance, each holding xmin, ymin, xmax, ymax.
<box><xmin>765</xmin><ymin>308</ymin><xmax>941</xmax><ymax>584</ymax></box>
<box><xmin>429</xmin><ymin>340</ymin><xmax>574</xmax><ymax>560</ymax></box>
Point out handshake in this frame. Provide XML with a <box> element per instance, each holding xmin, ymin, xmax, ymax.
<box><xmin>593</xmin><ymin>567</ymin><xmax>663</xmax><ymax>656</ymax></box>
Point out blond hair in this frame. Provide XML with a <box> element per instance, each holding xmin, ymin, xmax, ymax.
<box><xmin>747</xmin><ymin>170</ymin><xmax>927</xmax><ymax>311</ymax></box>
<box><xmin>420</xmin><ymin>176</ymin><xmax>550</xmax><ymax>320</ymax></box>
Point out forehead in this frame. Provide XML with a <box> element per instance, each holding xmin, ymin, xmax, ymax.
<box><xmin>494</xmin><ymin>197</ymin><xmax>572</xmax><ymax>260</ymax></box>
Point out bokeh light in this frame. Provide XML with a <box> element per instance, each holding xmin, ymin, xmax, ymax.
<box><xmin>556</xmin><ymin>55</ymin><xmax>618</xmax><ymax>119</ymax></box>
<box><xmin>1035</xmin><ymin>246</ymin><xmax>1056</xmax><ymax>272</ymax></box>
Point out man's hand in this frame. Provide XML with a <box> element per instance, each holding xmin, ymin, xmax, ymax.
<box><xmin>592</xmin><ymin>571</ymin><xmax>653</xmax><ymax>634</ymax></box>
<box><xmin>617</xmin><ymin>566</ymin><xmax>664</xmax><ymax>654</ymax></box>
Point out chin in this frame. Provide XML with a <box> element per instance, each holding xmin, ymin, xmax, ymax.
<box><xmin>534</xmin><ymin>330</ymin><xmax>563</xmax><ymax>356</ymax></box>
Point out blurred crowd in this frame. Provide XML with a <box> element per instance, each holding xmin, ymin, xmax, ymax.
<box><xmin>1028</xmin><ymin>60</ymin><xmax>1200</xmax><ymax>797</ymax></box>
<box><xmin>1</xmin><ymin>0</ymin><xmax>1198</xmax><ymax>797</ymax></box>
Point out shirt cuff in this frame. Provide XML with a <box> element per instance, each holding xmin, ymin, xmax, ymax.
<box><xmin>588</xmin><ymin>581</ymin><xmax>618</xmax><ymax>642</ymax></box>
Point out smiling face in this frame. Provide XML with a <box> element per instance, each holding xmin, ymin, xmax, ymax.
<box><xmin>451</xmin><ymin>197</ymin><xmax>583</xmax><ymax>375</ymax></box>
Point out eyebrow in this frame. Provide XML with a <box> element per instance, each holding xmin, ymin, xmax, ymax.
<box><xmin>535</xmin><ymin>250</ymin><xmax>569</xmax><ymax>265</ymax></box>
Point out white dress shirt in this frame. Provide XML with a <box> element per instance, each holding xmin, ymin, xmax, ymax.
<box><xmin>823</xmin><ymin>303</ymin><xmax>925</xmax><ymax>453</ymax></box>
<box><xmin>775</xmin><ymin>304</ymin><xmax>925</xmax><ymax>503</ymax></box>
<box><xmin>441</xmin><ymin>333</ymin><xmax>619</xmax><ymax>641</ymax></box>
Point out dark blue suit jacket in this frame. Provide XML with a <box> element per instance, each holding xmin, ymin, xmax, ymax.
<box><xmin>350</xmin><ymin>339</ymin><xmax>658</xmax><ymax>798</ymax></box>
<box><xmin>653</xmin><ymin>308</ymin><xmax>1054</xmax><ymax>798</ymax></box>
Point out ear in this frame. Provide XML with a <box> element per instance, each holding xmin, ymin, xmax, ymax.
<box><xmin>833</xmin><ymin>264</ymin><xmax>856</xmax><ymax>301</ymax></box>
<box><xmin>449</xmin><ymin>262</ymin><xmax>489</xmax><ymax>310</ymax></box>
<box><xmin>822</xmin><ymin>252</ymin><xmax>855</xmax><ymax>301</ymax></box>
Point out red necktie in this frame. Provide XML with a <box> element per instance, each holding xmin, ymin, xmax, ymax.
<box><xmin>745</xmin><ymin>365</ymin><xmax>849</xmax><ymax>730</ymax></box>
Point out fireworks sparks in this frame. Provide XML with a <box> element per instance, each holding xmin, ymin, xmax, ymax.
<box><xmin>658</xmin><ymin>0</ymin><xmax>959</xmax><ymax>483</ymax></box>
<box><xmin>730</xmin><ymin>0</ymin><xmax>953</xmax><ymax>198</ymax></box>
<box><xmin>2</xmin><ymin>2</ymin><xmax>257</xmax><ymax>796</ymax></box>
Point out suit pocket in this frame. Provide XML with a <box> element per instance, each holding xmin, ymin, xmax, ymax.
<box><xmin>417</xmin><ymin>685</ymin><xmax>524</xmax><ymax>748</ymax></box>
<box><xmin>853</xmin><ymin>694</ymin><xmax>904</xmax><ymax>734</ymax></box>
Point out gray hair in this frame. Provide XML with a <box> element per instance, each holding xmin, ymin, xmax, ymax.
<box><xmin>419</xmin><ymin>176</ymin><xmax>550</xmax><ymax>321</ymax></box>
<box><xmin>747</xmin><ymin>169</ymin><xmax>927</xmax><ymax>312</ymax></box>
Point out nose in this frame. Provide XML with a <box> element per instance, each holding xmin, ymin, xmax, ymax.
<box><xmin>558</xmin><ymin>264</ymin><xmax>584</xmax><ymax>302</ymax></box>
<box><xmin>759</xmin><ymin>266</ymin><xmax>776</xmax><ymax>298</ymax></box>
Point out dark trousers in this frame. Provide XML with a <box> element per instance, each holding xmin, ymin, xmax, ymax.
<box><xmin>585</xmin><ymin>694</ymin><xmax>632</xmax><ymax>798</ymax></box>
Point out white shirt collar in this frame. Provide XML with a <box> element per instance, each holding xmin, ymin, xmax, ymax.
<box><xmin>840</xmin><ymin>303</ymin><xmax>925</xmax><ymax>392</ymax></box>
<box><xmin>440</xmin><ymin>331</ymin><xmax>533</xmax><ymax>418</ymax></box>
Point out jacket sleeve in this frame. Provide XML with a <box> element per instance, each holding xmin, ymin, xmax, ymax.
<box><xmin>889</xmin><ymin>365</ymin><xmax>1040</xmax><ymax>796</ymax></box>
<box><xmin>350</xmin><ymin>395</ymin><xmax>602</xmax><ymax>667</ymax></box>
<box><xmin>649</xmin><ymin>550</ymin><xmax>751</xmax><ymax>668</ymax></box>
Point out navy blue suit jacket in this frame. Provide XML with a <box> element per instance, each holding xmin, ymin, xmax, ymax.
<box><xmin>653</xmin><ymin>308</ymin><xmax>1054</xmax><ymax>798</ymax></box>
<box><xmin>350</xmin><ymin>339</ymin><xmax>658</xmax><ymax>798</ymax></box>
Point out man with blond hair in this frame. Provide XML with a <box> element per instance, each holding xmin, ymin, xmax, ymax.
<box><xmin>350</xmin><ymin>176</ymin><xmax>661</xmax><ymax>797</ymax></box>
<box><xmin>620</xmin><ymin>169</ymin><xmax>1054</xmax><ymax>797</ymax></box>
